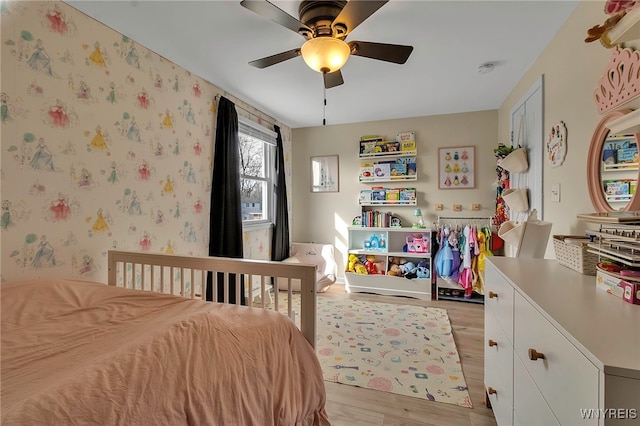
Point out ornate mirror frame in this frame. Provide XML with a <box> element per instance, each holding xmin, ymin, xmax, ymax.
<box><xmin>587</xmin><ymin>109</ymin><xmax>640</xmax><ymax>212</ymax></box>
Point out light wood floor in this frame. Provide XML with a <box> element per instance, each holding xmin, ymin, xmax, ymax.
<box><xmin>319</xmin><ymin>284</ymin><xmax>497</xmax><ymax>426</ymax></box>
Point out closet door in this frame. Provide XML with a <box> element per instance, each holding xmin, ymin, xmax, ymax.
<box><xmin>510</xmin><ymin>76</ymin><xmax>544</xmax><ymax>220</ymax></box>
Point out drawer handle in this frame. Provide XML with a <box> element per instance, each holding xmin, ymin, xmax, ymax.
<box><xmin>528</xmin><ymin>348</ymin><xmax>546</xmax><ymax>361</ymax></box>
<box><xmin>489</xmin><ymin>291</ymin><xmax>498</xmax><ymax>299</ymax></box>
<box><xmin>488</xmin><ymin>339</ymin><xmax>497</xmax><ymax>347</ymax></box>
<box><xmin>487</xmin><ymin>387</ymin><xmax>497</xmax><ymax>395</ymax></box>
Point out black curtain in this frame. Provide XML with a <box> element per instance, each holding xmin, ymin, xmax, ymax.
<box><xmin>271</xmin><ymin>125</ymin><xmax>290</xmax><ymax>261</ymax></box>
<box><xmin>208</xmin><ymin>96</ymin><xmax>245</xmax><ymax>305</ymax></box>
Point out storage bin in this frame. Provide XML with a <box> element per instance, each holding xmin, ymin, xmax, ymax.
<box><xmin>502</xmin><ymin>188</ymin><xmax>529</xmax><ymax>212</ymax></box>
<box><xmin>552</xmin><ymin>235</ymin><xmax>598</xmax><ymax>275</ymax></box>
<box><xmin>499</xmin><ymin>147</ymin><xmax>529</xmax><ymax>173</ymax></box>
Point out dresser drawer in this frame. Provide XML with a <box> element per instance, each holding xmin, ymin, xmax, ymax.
<box><xmin>485</xmin><ymin>263</ymin><xmax>515</xmax><ymax>343</ymax></box>
<box><xmin>485</xmin><ymin>308</ymin><xmax>513</xmax><ymax>426</ymax></box>
<box><xmin>514</xmin><ymin>292</ymin><xmax>599</xmax><ymax>425</ymax></box>
<box><xmin>513</xmin><ymin>353</ymin><xmax>559</xmax><ymax>426</ymax></box>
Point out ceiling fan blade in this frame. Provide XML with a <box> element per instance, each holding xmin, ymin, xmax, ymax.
<box><xmin>240</xmin><ymin>0</ymin><xmax>311</xmax><ymax>36</ymax></box>
<box><xmin>249</xmin><ymin>49</ymin><xmax>301</xmax><ymax>69</ymax></box>
<box><xmin>323</xmin><ymin>70</ymin><xmax>344</xmax><ymax>89</ymax></box>
<box><xmin>348</xmin><ymin>41</ymin><xmax>413</xmax><ymax>64</ymax></box>
<box><xmin>332</xmin><ymin>0</ymin><xmax>388</xmax><ymax>36</ymax></box>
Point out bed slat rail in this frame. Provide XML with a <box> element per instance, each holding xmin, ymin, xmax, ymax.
<box><xmin>107</xmin><ymin>250</ymin><xmax>317</xmax><ymax>347</ymax></box>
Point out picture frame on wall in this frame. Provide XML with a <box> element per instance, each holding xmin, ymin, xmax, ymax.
<box><xmin>311</xmin><ymin>155</ymin><xmax>339</xmax><ymax>192</ymax></box>
<box><xmin>438</xmin><ymin>146</ymin><xmax>475</xmax><ymax>189</ymax></box>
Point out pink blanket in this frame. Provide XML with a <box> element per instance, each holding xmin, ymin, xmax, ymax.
<box><xmin>1</xmin><ymin>279</ymin><xmax>329</xmax><ymax>425</ymax></box>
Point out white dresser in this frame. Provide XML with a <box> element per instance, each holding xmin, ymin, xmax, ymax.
<box><xmin>485</xmin><ymin>257</ymin><xmax>640</xmax><ymax>426</ymax></box>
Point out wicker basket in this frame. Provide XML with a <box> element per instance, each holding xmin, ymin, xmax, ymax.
<box><xmin>552</xmin><ymin>235</ymin><xmax>598</xmax><ymax>275</ymax></box>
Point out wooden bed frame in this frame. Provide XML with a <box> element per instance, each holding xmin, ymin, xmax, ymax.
<box><xmin>107</xmin><ymin>250</ymin><xmax>317</xmax><ymax>347</ymax></box>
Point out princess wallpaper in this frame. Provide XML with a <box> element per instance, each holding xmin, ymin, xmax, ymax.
<box><xmin>1</xmin><ymin>1</ymin><xmax>293</xmax><ymax>282</ymax></box>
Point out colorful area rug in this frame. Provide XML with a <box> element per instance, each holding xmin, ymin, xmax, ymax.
<box><xmin>263</xmin><ymin>294</ymin><xmax>473</xmax><ymax>408</ymax></box>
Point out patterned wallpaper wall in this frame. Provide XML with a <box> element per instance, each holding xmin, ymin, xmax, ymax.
<box><xmin>1</xmin><ymin>1</ymin><xmax>292</xmax><ymax>283</ymax></box>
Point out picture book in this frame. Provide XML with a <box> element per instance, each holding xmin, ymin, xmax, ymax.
<box><xmin>386</xmin><ymin>189</ymin><xmax>400</xmax><ymax>201</ymax></box>
<box><xmin>359</xmin><ymin>190</ymin><xmax>372</xmax><ymax>203</ymax></box>
<box><xmin>617</xmin><ymin>145</ymin><xmax>638</xmax><ymax>164</ymax></box>
<box><xmin>372</xmin><ymin>188</ymin><xmax>386</xmax><ymax>201</ymax></box>
<box><xmin>390</xmin><ymin>163</ymin><xmax>406</xmax><ymax>177</ymax></box>
<box><xmin>373</xmin><ymin>163</ymin><xmax>391</xmax><ymax>179</ymax></box>
<box><xmin>602</xmin><ymin>148</ymin><xmax>617</xmax><ymax>164</ymax></box>
<box><xmin>400</xmin><ymin>188</ymin><xmax>416</xmax><ymax>201</ymax></box>
<box><xmin>359</xmin><ymin>167</ymin><xmax>374</xmax><ymax>181</ymax></box>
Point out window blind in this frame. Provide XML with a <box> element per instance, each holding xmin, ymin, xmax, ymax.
<box><xmin>238</xmin><ymin>116</ymin><xmax>277</xmax><ymax>146</ymax></box>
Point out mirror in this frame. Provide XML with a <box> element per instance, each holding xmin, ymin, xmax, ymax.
<box><xmin>587</xmin><ymin>109</ymin><xmax>640</xmax><ymax>212</ymax></box>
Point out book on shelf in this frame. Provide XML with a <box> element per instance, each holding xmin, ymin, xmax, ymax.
<box><xmin>603</xmin><ymin>179</ymin><xmax>637</xmax><ymax>199</ymax></box>
<box><xmin>617</xmin><ymin>145</ymin><xmax>638</xmax><ymax>165</ymax></box>
<box><xmin>400</xmin><ymin>188</ymin><xmax>416</xmax><ymax>201</ymax></box>
<box><xmin>396</xmin><ymin>131</ymin><xmax>416</xmax><ymax>153</ymax></box>
<box><xmin>390</xmin><ymin>163</ymin><xmax>406</xmax><ymax>177</ymax></box>
<box><xmin>385</xmin><ymin>188</ymin><xmax>400</xmax><ymax>202</ymax></box>
<box><xmin>398</xmin><ymin>157</ymin><xmax>417</xmax><ymax>176</ymax></box>
<box><xmin>361</xmin><ymin>210</ymin><xmax>393</xmax><ymax>228</ymax></box>
<box><xmin>359</xmin><ymin>166</ymin><xmax>374</xmax><ymax>180</ymax></box>
<box><xmin>372</xmin><ymin>163</ymin><xmax>391</xmax><ymax>179</ymax></box>
<box><xmin>359</xmin><ymin>136</ymin><xmax>403</xmax><ymax>156</ymax></box>
<box><xmin>371</xmin><ymin>187</ymin><xmax>386</xmax><ymax>201</ymax></box>
<box><xmin>359</xmin><ymin>189</ymin><xmax>372</xmax><ymax>203</ymax></box>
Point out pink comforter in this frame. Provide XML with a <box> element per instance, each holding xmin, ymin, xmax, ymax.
<box><xmin>1</xmin><ymin>279</ymin><xmax>329</xmax><ymax>425</ymax></box>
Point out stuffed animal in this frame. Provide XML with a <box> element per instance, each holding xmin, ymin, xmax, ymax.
<box><xmin>347</xmin><ymin>254</ymin><xmax>360</xmax><ymax>273</ymax></box>
<box><xmin>387</xmin><ymin>256</ymin><xmax>406</xmax><ymax>276</ymax></box>
<box><xmin>415</xmin><ymin>260</ymin><xmax>431</xmax><ymax>279</ymax></box>
<box><xmin>365</xmin><ymin>255</ymin><xmax>378</xmax><ymax>274</ymax></box>
<box><xmin>354</xmin><ymin>263</ymin><xmax>368</xmax><ymax>274</ymax></box>
<box><xmin>399</xmin><ymin>261</ymin><xmax>415</xmax><ymax>276</ymax></box>
<box><xmin>347</xmin><ymin>254</ymin><xmax>368</xmax><ymax>275</ymax></box>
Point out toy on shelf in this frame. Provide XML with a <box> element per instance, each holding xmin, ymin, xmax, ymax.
<box><xmin>412</xmin><ymin>208</ymin><xmax>426</xmax><ymax>229</ymax></box>
<box><xmin>363</xmin><ymin>234</ymin><xmax>387</xmax><ymax>251</ymax></box>
<box><xmin>405</xmin><ymin>232</ymin><xmax>429</xmax><ymax>253</ymax></box>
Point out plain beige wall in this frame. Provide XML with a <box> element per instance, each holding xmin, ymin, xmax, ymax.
<box><xmin>291</xmin><ymin>0</ymin><xmax>636</xmax><ymax>274</ymax></box>
<box><xmin>498</xmin><ymin>0</ymin><xmax>622</xmax><ymax>255</ymax></box>
<box><xmin>292</xmin><ymin>110</ymin><xmax>498</xmax><ymax>276</ymax></box>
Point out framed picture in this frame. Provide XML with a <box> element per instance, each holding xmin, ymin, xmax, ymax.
<box><xmin>311</xmin><ymin>155</ymin><xmax>339</xmax><ymax>192</ymax></box>
<box><xmin>438</xmin><ymin>146</ymin><xmax>475</xmax><ymax>189</ymax></box>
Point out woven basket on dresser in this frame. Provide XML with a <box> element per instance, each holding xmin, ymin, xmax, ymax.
<box><xmin>552</xmin><ymin>235</ymin><xmax>598</xmax><ymax>275</ymax></box>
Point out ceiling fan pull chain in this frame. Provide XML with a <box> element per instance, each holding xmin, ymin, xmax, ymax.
<box><xmin>323</xmin><ymin>83</ymin><xmax>327</xmax><ymax>126</ymax></box>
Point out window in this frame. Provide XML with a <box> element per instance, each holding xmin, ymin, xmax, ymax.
<box><xmin>238</xmin><ymin>117</ymin><xmax>276</xmax><ymax>228</ymax></box>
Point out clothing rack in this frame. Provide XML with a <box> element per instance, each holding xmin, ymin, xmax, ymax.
<box><xmin>433</xmin><ymin>216</ymin><xmax>493</xmax><ymax>304</ymax></box>
<box><xmin>435</xmin><ymin>216</ymin><xmax>493</xmax><ymax>227</ymax></box>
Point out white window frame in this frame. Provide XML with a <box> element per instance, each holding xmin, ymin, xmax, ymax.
<box><xmin>238</xmin><ymin>116</ymin><xmax>277</xmax><ymax>231</ymax></box>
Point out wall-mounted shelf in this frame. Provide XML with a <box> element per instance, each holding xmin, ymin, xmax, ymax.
<box><xmin>607</xmin><ymin>108</ymin><xmax>640</xmax><ymax>134</ymax></box>
<box><xmin>358</xmin><ymin>151</ymin><xmax>417</xmax><ymax>159</ymax></box>
<box><xmin>360</xmin><ymin>200</ymin><xmax>417</xmax><ymax>206</ymax></box>
<box><xmin>603</xmin><ymin>164</ymin><xmax>638</xmax><ymax>171</ymax></box>
<box><xmin>359</xmin><ymin>154</ymin><xmax>417</xmax><ymax>182</ymax></box>
<box><xmin>608</xmin><ymin>6</ymin><xmax>640</xmax><ymax>45</ymax></box>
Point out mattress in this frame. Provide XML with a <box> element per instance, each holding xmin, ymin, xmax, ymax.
<box><xmin>1</xmin><ymin>278</ymin><xmax>329</xmax><ymax>425</ymax></box>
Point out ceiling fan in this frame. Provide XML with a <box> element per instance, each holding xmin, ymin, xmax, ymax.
<box><xmin>240</xmin><ymin>0</ymin><xmax>414</xmax><ymax>89</ymax></box>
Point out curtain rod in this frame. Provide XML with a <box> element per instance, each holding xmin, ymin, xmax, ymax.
<box><xmin>214</xmin><ymin>94</ymin><xmax>276</xmax><ymax>128</ymax></box>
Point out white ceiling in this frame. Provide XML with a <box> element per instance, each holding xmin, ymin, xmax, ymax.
<box><xmin>65</xmin><ymin>0</ymin><xmax>580</xmax><ymax>129</ymax></box>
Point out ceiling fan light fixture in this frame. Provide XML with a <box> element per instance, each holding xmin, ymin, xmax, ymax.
<box><xmin>301</xmin><ymin>37</ymin><xmax>350</xmax><ymax>73</ymax></box>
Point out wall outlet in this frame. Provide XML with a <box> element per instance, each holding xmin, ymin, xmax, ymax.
<box><xmin>435</xmin><ymin>203</ymin><xmax>444</xmax><ymax>211</ymax></box>
<box><xmin>453</xmin><ymin>204</ymin><xmax>462</xmax><ymax>212</ymax></box>
<box><xmin>471</xmin><ymin>203</ymin><xmax>481</xmax><ymax>211</ymax></box>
